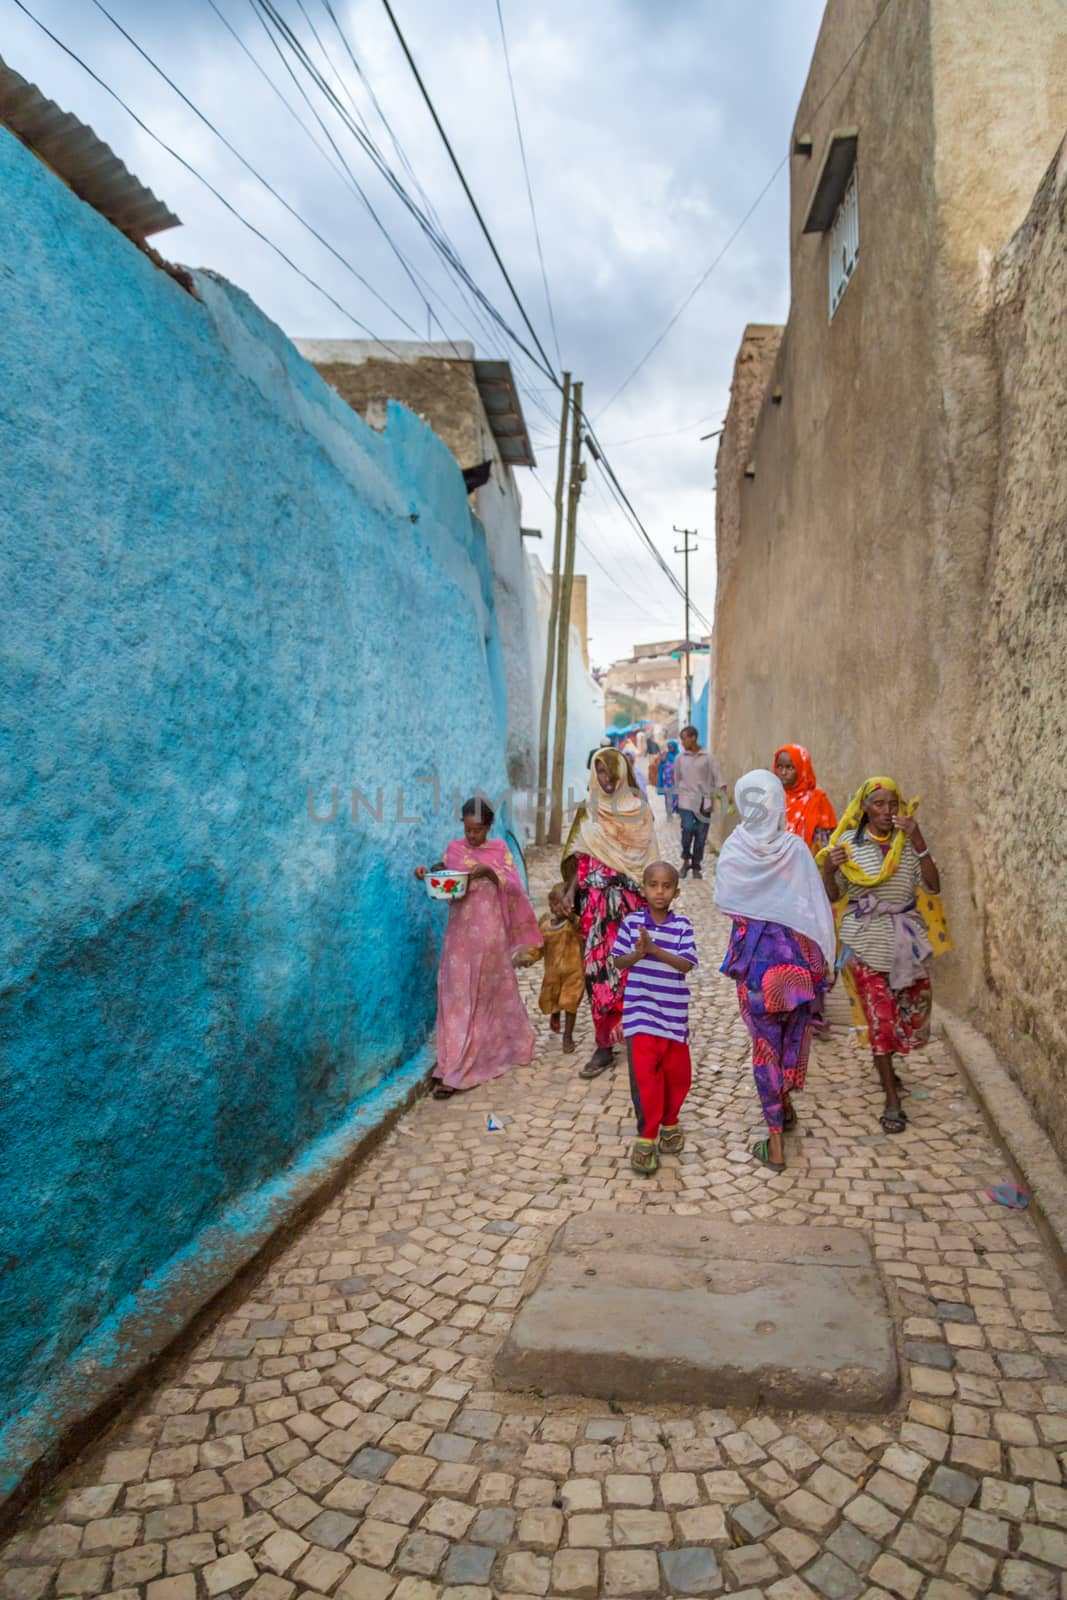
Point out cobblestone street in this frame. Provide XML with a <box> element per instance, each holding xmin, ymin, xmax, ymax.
<box><xmin>5</xmin><ymin>842</ymin><xmax>1067</xmax><ymax>1600</ymax></box>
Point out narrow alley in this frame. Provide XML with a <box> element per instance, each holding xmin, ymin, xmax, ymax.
<box><xmin>5</xmin><ymin>844</ymin><xmax>1065</xmax><ymax>1600</ymax></box>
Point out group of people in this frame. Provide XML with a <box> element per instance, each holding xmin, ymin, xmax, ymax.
<box><xmin>413</xmin><ymin>737</ymin><xmax>950</xmax><ymax>1177</ymax></box>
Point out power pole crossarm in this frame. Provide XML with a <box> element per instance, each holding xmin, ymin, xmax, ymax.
<box><xmin>673</xmin><ymin>526</ymin><xmax>698</xmax><ymax>728</ymax></box>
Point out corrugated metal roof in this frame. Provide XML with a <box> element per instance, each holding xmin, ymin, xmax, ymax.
<box><xmin>473</xmin><ymin>359</ymin><xmax>537</xmax><ymax>468</ymax></box>
<box><xmin>0</xmin><ymin>55</ymin><xmax>180</xmax><ymax>240</ymax></box>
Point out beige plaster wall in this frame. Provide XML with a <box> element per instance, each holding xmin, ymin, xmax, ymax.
<box><xmin>714</xmin><ymin>0</ymin><xmax>1067</xmax><ymax>1025</ymax></box>
<box><xmin>975</xmin><ymin>141</ymin><xmax>1067</xmax><ymax>1153</ymax></box>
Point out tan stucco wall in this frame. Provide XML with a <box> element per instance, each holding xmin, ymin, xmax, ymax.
<box><xmin>714</xmin><ymin>0</ymin><xmax>1067</xmax><ymax>1041</ymax></box>
<box><xmin>975</xmin><ymin>140</ymin><xmax>1067</xmax><ymax>1153</ymax></box>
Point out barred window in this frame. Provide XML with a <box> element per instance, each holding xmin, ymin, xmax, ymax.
<box><xmin>829</xmin><ymin>167</ymin><xmax>859</xmax><ymax>318</ymax></box>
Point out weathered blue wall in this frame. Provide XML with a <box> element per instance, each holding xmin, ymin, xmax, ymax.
<box><xmin>0</xmin><ymin>127</ymin><xmax>509</xmax><ymax>1493</ymax></box>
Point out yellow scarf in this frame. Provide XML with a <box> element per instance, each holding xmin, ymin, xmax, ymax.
<box><xmin>816</xmin><ymin>777</ymin><xmax>953</xmax><ymax>1039</ymax></box>
<box><xmin>816</xmin><ymin>776</ymin><xmax>916</xmax><ymax>886</ymax></box>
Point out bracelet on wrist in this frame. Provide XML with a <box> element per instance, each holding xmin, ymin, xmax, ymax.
<box><xmin>916</xmin><ymin>846</ymin><xmax>930</xmax><ymax>860</ymax></box>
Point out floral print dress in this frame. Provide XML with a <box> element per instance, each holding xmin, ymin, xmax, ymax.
<box><xmin>574</xmin><ymin>853</ymin><xmax>645</xmax><ymax>1049</ymax></box>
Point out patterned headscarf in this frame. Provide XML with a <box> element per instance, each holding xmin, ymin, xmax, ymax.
<box><xmin>774</xmin><ymin>744</ymin><xmax>837</xmax><ymax>849</ymax></box>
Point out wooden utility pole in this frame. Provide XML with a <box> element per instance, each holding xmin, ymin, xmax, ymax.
<box><xmin>548</xmin><ymin>381</ymin><xmax>583</xmax><ymax>844</ymax></box>
<box><xmin>673</xmin><ymin>526</ymin><xmax>698</xmax><ymax>726</ymax></box>
<box><xmin>535</xmin><ymin>372</ymin><xmax>571</xmax><ymax>845</ymax></box>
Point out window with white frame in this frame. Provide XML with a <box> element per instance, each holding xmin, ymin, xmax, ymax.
<box><xmin>829</xmin><ymin>167</ymin><xmax>859</xmax><ymax>318</ymax></box>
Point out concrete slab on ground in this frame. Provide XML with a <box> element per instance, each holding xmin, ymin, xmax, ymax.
<box><xmin>495</xmin><ymin>1211</ymin><xmax>899</xmax><ymax>1412</ymax></box>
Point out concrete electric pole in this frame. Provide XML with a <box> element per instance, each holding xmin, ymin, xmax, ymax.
<box><xmin>535</xmin><ymin>372</ymin><xmax>571</xmax><ymax>845</ymax></box>
<box><xmin>673</xmin><ymin>526</ymin><xmax>698</xmax><ymax>726</ymax></box>
<box><xmin>548</xmin><ymin>381</ymin><xmax>584</xmax><ymax>844</ymax></box>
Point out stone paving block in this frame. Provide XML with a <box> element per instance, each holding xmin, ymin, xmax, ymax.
<box><xmin>731</xmin><ymin>1498</ymin><xmax>779</xmax><ymax>1540</ymax></box>
<box><xmin>804</xmin><ymin>1552</ymin><xmax>864</xmax><ymax>1600</ymax></box>
<box><xmin>769</xmin><ymin>1527</ymin><xmax>820</xmax><ymax>1569</ymax></box>
<box><xmin>396</xmin><ymin>1529</ymin><xmax>449</xmax><ymax>1576</ymax></box>
<box><xmin>470</xmin><ymin>1506</ymin><xmax>516</xmax><ymax>1545</ymax></box>
<box><xmin>203</xmin><ymin>1550</ymin><xmax>258</xmax><ymax>1594</ymax></box>
<box><xmin>552</xmin><ymin>1547</ymin><xmax>600</xmax><ymax>1597</ymax></box>
<box><xmin>347</xmin><ymin>1448</ymin><xmax>396</xmax><ymax>1481</ymax></box>
<box><xmin>499</xmin><ymin>1550</ymin><xmax>551</xmax><ymax>1594</ymax></box>
<box><xmin>147</xmin><ymin>1579</ymin><xmax>197</xmax><ymax>1600</ymax></box>
<box><xmin>1000</xmin><ymin>1558</ymin><xmax>1060</xmax><ymax>1597</ymax></box>
<box><xmin>443</xmin><ymin>1545</ymin><xmax>497</xmax><ymax>1587</ymax></box>
<box><xmin>780</xmin><ymin>1488</ymin><xmax>838</xmax><ymax>1534</ymax></box>
<box><xmin>660</xmin><ymin>1547</ymin><xmax>724</xmax><ymax>1595</ymax></box>
<box><xmin>55</xmin><ymin>1555</ymin><xmax>112</xmax><ymax>1595</ymax></box>
<box><xmin>928</xmin><ymin>1465</ymin><xmax>979</xmax><ymax>1506</ymax></box>
<box><xmin>675</xmin><ymin>1503</ymin><xmax>729</xmax><ymax>1544</ymax></box>
<box><xmin>602</xmin><ymin>1548</ymin><xmax>660</xmax><ymax>1596</ymax></box>
<box><xmin>868</xmin><ymin>1552</ymin><xmax>923</xmax><ymax>1598</ymax></box>
<box><xmin>826</xmin><ymin>1521</ymin><xmax>880</xmax><ymax>1573</ymax></box>
<box><xmin>723</xmin><ymin>1542</ymin><xmax>781</xmax><ymax>1587</ymax></box>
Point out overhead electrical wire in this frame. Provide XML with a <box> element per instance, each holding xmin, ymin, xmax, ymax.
<box><xmin>377</xmin><ymin>0</ymin><xmax>560</xmax><ymax>384</ymax></box>
<box><xmin>84</xmin><ymin>0</ymin><xmax>425</xmax><ymax>337</ymax></box>
<box><xmin>253</xmin><ymin>0</ymin><xmax>558</xmax><ymax>384</ymax></box>
<box><xmin>494</xmin><ymin>0</ymin><xmax>562</xmax><ymax>371</ymax></box>
<box><xmin>595</xmin><ymin>0</ymin><xmax>898</xmax><ymax>420</ymax></box>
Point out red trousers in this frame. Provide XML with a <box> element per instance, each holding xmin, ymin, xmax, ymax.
<box><xmin>627</xmin><ymin>1033</ymin><xmax>692</xmax><ymax>1140</ymax></box>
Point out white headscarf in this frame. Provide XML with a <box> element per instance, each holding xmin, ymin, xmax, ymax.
<box><xmin>714</xmin><ymin>769</ymin><xmax>837</xmax><ymax>969</ymax></box>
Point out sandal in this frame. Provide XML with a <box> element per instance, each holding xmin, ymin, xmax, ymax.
<box><xmin>630</xmin><ymin>1138</ymin><xmax>659</xmax><ymax>1176</ymax></box>
<box><xmin>879</xmin><ymin>1107</ymin><xmax>907</xmax><ymax>1134</ymax></box>
<box><xmin>432</xmin><ymin>1083</ymin><xmax>457</xmax><ymax>1100</ymax></box>
<box><xmin>752</xmin><ymin>1138</ymin><xmax>786</xmax><ymax>1174</ymax></box>
<box><xmin>562</xmin><ymin>1036</ymin><xmax>576</xmax><ymax>1054</ymax></box>
<box><xmin>659</xmin><ymin>1124</ymin><xmax>685</xmax><ymax>1155</ymax></box>
<box><xmin>782</xmin><ymin>1100</ymin><xmax>797</xmax><ymax>1132</ymax></box>
<box><xmin>580</xmin><ymin>1047</ymin><xmax>615</xmax><ymax>1079</ymax></box>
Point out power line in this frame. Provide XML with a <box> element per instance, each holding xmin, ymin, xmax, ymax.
<box><xmin>377</xmin><ymin>0</ymin><xmax>559</xmax><ymax>384</ymax></box>
<box><xmin>254</xmin><ymin>0</ymin><xmax>557</xmax><ymax>383</ymax></box>
<box><xmin>596</xmin><ymin>0</ymin><xmax>897</xmax><ymax>419</ymax></box>
<box><xmin>494</xmin><ymin>0</ymin><xmax>562</xmax><ymax>371</ymax></box>
<box><xmin>600</xmin><ymin>410</ymin><xmax>728</xmax><ymax>448</ymax></box>
<box><xmin>582</xmin><ymin>413</ymin><xmax>714</xmax><ymax>634</ymax></box>
<box><xmin>85</xmin><ymin>0</ymin><xmax>426</xmax><ymax>337</ymax></box>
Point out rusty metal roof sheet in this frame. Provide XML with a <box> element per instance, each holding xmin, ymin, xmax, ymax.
<box><xmin>473</xmin><ymin>359</ymin><xmax>536</xmax><ymax>468</ymax></box>
<box><xmin>0</xmin><ymin>55</ymin><xmax>180</xmax><ymax>240</ymax></box>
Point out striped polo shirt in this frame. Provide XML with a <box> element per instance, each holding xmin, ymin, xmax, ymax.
<box><xmin>614</xmin><ymin>908</ymin><xmax>699</xmax><ymax>1043</ymax></box>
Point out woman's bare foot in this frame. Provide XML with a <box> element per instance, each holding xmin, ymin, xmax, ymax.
<box><xmin>562</xmin><ymin>1034</ymin><xmax>576</xmax><ymax>1054</ymax></box>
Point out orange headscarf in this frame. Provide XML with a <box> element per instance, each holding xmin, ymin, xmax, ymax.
<box><xmin>774</xmin><ymin>744</ymin><xmax>837</xmax><ymax>850</ymax></box>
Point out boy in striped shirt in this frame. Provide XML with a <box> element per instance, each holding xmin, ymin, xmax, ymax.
<box><xmin>613</xmin><ymin>862</ymin><xmax>699</xmax><ymax>1176</ymax></box>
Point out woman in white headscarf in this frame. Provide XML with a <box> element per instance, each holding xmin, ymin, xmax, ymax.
<box><xmin>715</xmin><ymin>770</ymin><xmax>837</xmax><ymax>1174</ymax></box>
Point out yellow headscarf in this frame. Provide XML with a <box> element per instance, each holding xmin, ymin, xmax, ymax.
<box><xmin>816</xmin><ymin>776</ymin><xmax>918</xmax><ymax>887</ymax></box>
<box><xmin>817</xmin><ymin>775</ymin><xmax>953</xmax><ymax>1040</ymax></box>
<box><xmin>562</xmin><ymin>747</ymin><xmax>659</xmax><ymax>884</ymax></box>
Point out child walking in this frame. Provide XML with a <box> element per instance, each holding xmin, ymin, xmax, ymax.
<box><xmin>532</xmin><ymin>884</ymin><xmax>586</xmax><ymax>1053</ymax></box>
<box><xmin>612</xmin><ymin>861</ymin><xmax>699</xmax><ymax>1175</ymax></box>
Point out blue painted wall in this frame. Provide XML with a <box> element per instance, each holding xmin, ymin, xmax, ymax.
<box><xmin>0</xmin><ymin>127</ymin><xmax>509</xmax><ymax>1490</ymax></box>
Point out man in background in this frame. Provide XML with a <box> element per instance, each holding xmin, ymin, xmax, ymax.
<box><xmin>674</xmin><ymin>725</ymin><xmax>726</xmax><ymax>879</ymax></box>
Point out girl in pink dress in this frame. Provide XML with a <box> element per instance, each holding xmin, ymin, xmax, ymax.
<box><xmin>415</xmin><ymin>799</ymin><xmax>542</xmax><ymax>1098</ymax></box>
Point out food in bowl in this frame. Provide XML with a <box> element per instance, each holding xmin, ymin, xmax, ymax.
<box><xmin>426</xmin><ymin>869</ymin><xmax>469</xmax><ymax>902</ymax></box>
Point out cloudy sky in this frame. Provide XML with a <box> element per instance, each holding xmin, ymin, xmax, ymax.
<box><xmin>5</xmin><ymin>0</ymin><xmax>825</xmax><ymax>666</ymax></box>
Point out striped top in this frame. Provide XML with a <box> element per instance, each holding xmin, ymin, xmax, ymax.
<box><xmin>834</xmin><ymin>832</ymin><xmax>922</xmax><ymax>974</ymax></box>
<box><xmin>614</xmin><ymin>908</ymin><xmax>699</xmax><ymax>1042</ymax></box>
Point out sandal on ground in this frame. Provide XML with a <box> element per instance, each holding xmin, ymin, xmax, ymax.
<box><xmin>659</xmin><ymin>1124</ymin><xmax>685</xmax><ymax>1155</ymax></box>
<box><xmin>432</xmin><ymin>1083</ymin><xmax>457</xmax><ymax>1100</ymax></box>
<box><xmin>879</xmin><ymin>1107</ymin><xmax>907</xmax><ymax>1133</ymax></box>
<box><xmin>630</xmin><ymin>1138</ymin><xmax>659</xmax><ymax>1176</ymax></box>
<box><xmin>752</xmin><ymin>1138</ymin><xmax>786</xmax><ymax>1174</ymax></box>
<box><xmin>782</xmin><ymin>1100</ymin><xmax>797</xmax><ymax>1132</ymax></box>
<box><xmin>580</xmin><ymin>1047</ymin><xmax>615</xmax><ymax>1079</ymax></box>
